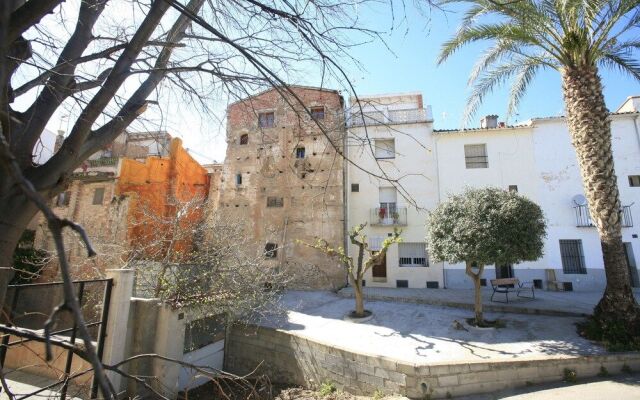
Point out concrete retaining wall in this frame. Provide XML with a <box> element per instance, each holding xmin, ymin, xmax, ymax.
<box><xmin>226</xmin><ymin>325</ymin><xmax>640</xmax><ymax>399</ymax></box>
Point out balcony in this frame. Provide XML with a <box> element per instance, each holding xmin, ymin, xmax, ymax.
<box><xmin>348</xmin><ymin>107</ymin><xmax>432</xmax><ymax>127</ymax></box>
<box><xmin>88</xmin><ymin>157</ymin><xmax>118</xmax><ymax>167</ymax></box>
<box><xmin>574</xmin><ymin>204</ymin><xmax>633</xmax><ymax>228</ymax></box>
<box><xmin>370</xmin><ymin>207</ymin><xmax>407</xmax><ymax>226</ymax></box>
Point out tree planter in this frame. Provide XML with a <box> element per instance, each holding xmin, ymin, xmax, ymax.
<box><xmin>465</xmin><ymin>318</ymin><xmax>505</xmax><ymax>330</ymax></box>
<box><xmin>344</xmin><ymin>310</ymin><xmax>373</xmax><ymax>323</ymax></box>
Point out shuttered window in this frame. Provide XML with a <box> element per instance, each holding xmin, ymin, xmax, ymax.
<box><xmin>464</xmin><ymin>144</ymin><xmax>488</xmax><ymax>168</ymax></box>
<box><xmin>399</xmin><ymin>242</ymin><xmax>428</xmax><ymax>267</ymax></box>
<box><xmin>559</xmin><ymin>240</ymin><xmax>586</xmax><ymax>274</ymax></box>
<box><xmin>258</xmin><ymin>112</ymin><xmax>275</xmax><ymax>128</ymax></box>
<box><xmin>368</xmin><ymin>236</ymin><xmax>384</xmax><ymax>251</ymax></box>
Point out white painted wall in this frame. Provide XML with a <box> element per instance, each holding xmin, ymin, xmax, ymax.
<box><xmin>347</xmin><ymin>92</ymin><xmax>640</xmax><ymax>291</ymax></box>
<box><xmin>347</xmin><ymin>93</ymin><xmax>443</xmax><ymax>288</ymax></box>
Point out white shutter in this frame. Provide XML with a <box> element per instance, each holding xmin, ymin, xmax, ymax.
<box><xmin>399</xmin><ymin>242</ymin><xmax>428</xmax><ymax>267</ymax></box>
<box><xmin>368</xmin><ymin>236</ymin><xmax>384</xmax><ymax>251</ymax></box>
<box><xmin>378</xmin><ymin>187</ymin><xmax>397</xmax><ymax>203</ymax></box>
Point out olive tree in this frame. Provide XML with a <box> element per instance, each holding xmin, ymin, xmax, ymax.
<box><xmin>300</xmin><ymin>223</ymin><xmax>401</xmax><ymax>318</ymax></box>
<box><xmin>426</xmin><ymin>187</ymin><xmax>546</xmax><ymax>325</ymax></box>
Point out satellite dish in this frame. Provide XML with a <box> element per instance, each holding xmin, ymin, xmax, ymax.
<box><xmin>572</xmin><ymin>194</ymin><xmax>587</xmax><ymax>206</ymax></box>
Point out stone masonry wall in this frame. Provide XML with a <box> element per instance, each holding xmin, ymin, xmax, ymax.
<box><xmin>217</xmin><ymin>86</ymin><xmax>346</xmax><ymax>289</ymax></box>
<box><xmin>226</xmin><ymin>325</ymin><xmax>640</xmax><ymax>399</ymax></box>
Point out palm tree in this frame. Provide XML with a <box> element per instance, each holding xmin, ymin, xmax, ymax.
<box><xmin>438</xmin><ymin>0</ymin><xmax>640</xmax><ymax>343</ymax></box>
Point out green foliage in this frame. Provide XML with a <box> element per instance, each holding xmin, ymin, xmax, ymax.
<box><xmin>11</xmin><ymin>230</ymin><xmax>47</xmax><ymax>284</ymax></box>
<box><xmin>426</xmin><ymin>187</ymin><xmax>547</xmax><ymax>266</ymax></box>
<box><xmin>318</xmin><ymin>381</ymin><xmax>337</xmax><ymax>396</ymax></box>
<box><xmin>577</xmin><ymin>316</ymin><xmax>640</xmax><ymax>351</ymax></box>
<box><xmin>563</xmin><ymin>368</ymin><xmax>577</xmax><ymax>383</ymax></box>
<box><xmin>437</xmin><ymin>0</ymin><xmax>640</xmax><ymax>122</ymax></box>
<box><xmin>372</xmin><ymin>389</ymin><xmax>385</xmax><ymax>400</ymax></box>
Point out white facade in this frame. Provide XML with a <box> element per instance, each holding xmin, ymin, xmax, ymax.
<box><xmin>347</xmin><ymin>92</ymin><xmax>640</xmax><ymax>291</ymax></box>
<box><xmin>346</xmin><ymin>93</ymin><xmax>444</xmax><ymax>288</ymax></box>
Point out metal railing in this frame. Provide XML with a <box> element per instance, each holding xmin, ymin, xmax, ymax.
<box><xmin>0</xmin><ymin>278</ymin><xmax>113</xmax><ymax>399</ymax></box>
<box><xmin>574</xmin><ymin>204</ymin><xmax>633</xmax><ymax>228</ymax></box>
<box><xmin>348</xmin><ymin>108</ymin><xmax>430</xmax><ymax>127</ymax></box>
<box><xmin>370</xmin><ymin>207</ymin><xmax>407</xmax><ymax>226</ymax></box>
<box><xmin>87</xmin><ymin>156</ymin><xmax>118</xmax><ymax>167</ymax></box>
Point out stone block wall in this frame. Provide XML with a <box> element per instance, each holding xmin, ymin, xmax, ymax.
<box><xmin>226</xmin><ymin>325</ymin><xmax>640</xmax><ymax>399</ymax></box>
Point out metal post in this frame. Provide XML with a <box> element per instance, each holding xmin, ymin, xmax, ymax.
<box><xmin>0</xmin><ymin>286</ymin><xmax>21</xmax><ymax>367</ymax></box>
<box><xmin>90</xmin><ymin>278</ymin><xmax>113</xmax><ymax>399</ymax></box>
<box><xmin>60</xmin><ymin>282</ymin><xmax>85</xmax><ymax>400</ymax></box>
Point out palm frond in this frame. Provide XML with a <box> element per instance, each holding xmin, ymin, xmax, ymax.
<box><xmin>506</xmin><ymin>61</ymin><xmax>543</xmax><ymax>120</ymax></box>
<box><xmin>599</xmin><ymin>51</ymin><xmax>640</xmax><ymax>82</ymax></box>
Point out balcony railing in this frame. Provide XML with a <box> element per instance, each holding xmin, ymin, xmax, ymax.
<box><xmin>574</xmin><ymin>204</ymin><xmax>633</xmax><ymax>228</ymax></box>
<box><xmin>348</xmin><ymin>108</ymin><xmax>432</xmax><ymax>127</ymax></box>
<box><xmin>87</xmin><ymin>157</ymin><xmax>118</xmax><ymax>167</ymax></box>
<box><xmin>371</xmin><ymin>207</ymin><xmax>407</xmax><ymax>226</ymax></box>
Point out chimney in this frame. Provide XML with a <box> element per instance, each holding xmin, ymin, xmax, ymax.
<box><xmin>480</xmin><ymin>115</ymin><xmax>498</xmax><ymax>129</ymax></box>
<box><xmin>54</xmin><ymin>130</ymin><xmax>65</xmax><ymax>152</ymax></box>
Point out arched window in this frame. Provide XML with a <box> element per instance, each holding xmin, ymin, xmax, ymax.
<box><xmin>239</xmin><ymin>134</ymin><xmax>248</xmax><ymax>145</ymax></box>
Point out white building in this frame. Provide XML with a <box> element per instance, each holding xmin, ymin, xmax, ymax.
<box><xmin>347</xmin><ymin>94</ymin><xmax>640</xmax><ymax>291</ymax></box>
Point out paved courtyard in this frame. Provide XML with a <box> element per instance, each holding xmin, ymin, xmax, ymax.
<box><xmin>275</xmin><ymin>291</ymin><xmax>609</xmax><ymax>365</ymax></box>
<box><xmin>338</xmin><ymin>286</ymin><xmax>640</xmax><ymax>317</ymax></box>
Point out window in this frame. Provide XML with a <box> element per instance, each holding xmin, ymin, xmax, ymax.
<box><xmin>629</xmin><ymin>175</ymin><xmax>640</xmax><ymax>187</ymax></box>
<box><xmin>258</xmin><ymin>112</ymin><xmax>275</xmax><ymax>128</ymax></box>
<box><xmin>464</xmin><ymin>144</ymin><xmax>488</xmax><ymax>168</ymax></box>
<box><xmin>310</xmin><ymin>106</ymin><xmax>325</xmax><ymax>120</ymax></box>
<box><xmin>296</xmin><ymin>147</ymin><xmax>305</xmax><ymax>159</ymax></box>
<box><xmin>239</xmin><ymin>134</ymin><xmax>248</xmax><ymax>145</ymax></box>
<box><xmin>396</xmin><ymin>280</ymin><xmax>409</xmax><ymax>288</ymax></box>
<box><xmin>264</xmin><ymin>243</ymin><xmax>277</xmax><ymax>258</ymax></box>
<box><xmin>92</xmin><ymin>188</ymin><xmax>104</xmax><ymax>205</ymax></box>
<box><xmin>399</xmin><ymin>242</ymin><xmax>428</xmax><ymax>267</ymax></box>
<box><xmin>351</xmin><ymin>183</ymin><xmax>359</xmax><ymax>192</ymax></box>
<box><xmin>508</xmin><ymin>185</ymin><xmax>518</xmax><ymax>192</ymax></box>
<box><xmin>266</xmin><ymin>196</ymin><xmax>284</xmax><ymax>207</ymax></box>
<box><xmin>426</xmin><ymin>281</ymin><xmax>439</xmax><ymax>289</ymax></box>
<box><xmin>56</xmin><ymin>191</ymin><xmax>70</xmax><ymax>207</ymax></box>
<box><xmin>374</xmin><ymin>139</ymin><xmax>395</xmax><ymax>159</ymax></box>
<box><xmin>378</xmin><ymin>187</ymin><xmax>397</xmax><ymax>216</ymax></box>
<box><xmin>235</xmin><ymin>173</ymin><xmax>242</xmax><ymax>185</ymax></box>
<box><xmin>559</xmin><ymin>239</ymin><xmax>587</xmax><ymax>274</ymax></box>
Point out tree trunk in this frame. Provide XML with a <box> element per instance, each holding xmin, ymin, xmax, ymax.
<box><xmin>562</xmin><ymin>66</ymin><xmax>640</xmax><ymax>330</ymax></box>
<box><xmin>465</xmin><ymin>262</ymin><xmax>484</xmax><ymax>325</ymax></box>
<box><xmin>0</xmin><ymin>190</ymin><xmax>40</xmax><ymax>308</ymax></box>
<box><xmin>354</xmin><ymin>277</ymin><xmax>365</xmax><ymax>317</ymax></box>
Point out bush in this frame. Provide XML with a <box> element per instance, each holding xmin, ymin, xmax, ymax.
<box><xmin>318</xmin><ymin>381</ymin><xmax>336</xmax><ymax>396</ymax></box>
<box><xmin>577</xmin><ymin>317</ymin><xmax>640</xmax><ymax>351</ymax></box>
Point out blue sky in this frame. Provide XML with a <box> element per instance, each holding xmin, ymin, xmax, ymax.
<box><xmin>338</xmin><ymin>2</ymin><xmax>640</xmax><ymax>130</ymax></box>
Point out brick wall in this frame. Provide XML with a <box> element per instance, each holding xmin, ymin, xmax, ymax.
<box><xmin>216</xmin><ymin>86</ymin><xmax>346</xmax><ymax>289</ymax></box>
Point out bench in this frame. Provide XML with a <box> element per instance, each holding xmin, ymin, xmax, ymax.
<box><xmin>490</xmin><ymin>278</ymin><xmax>535</xmax><ymax>303</ymax></box>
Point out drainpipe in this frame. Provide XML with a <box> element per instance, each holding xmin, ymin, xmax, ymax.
<box><xmin>342</xmin><ymin>117</ymin><xmax>350</xmax><ymax>288</ymax></box>
<box><xmin>634</xmin><ymin>115</ymin><xmax>640</xmax><ymax>153</ymax></box>
<box><xmin>433</xmin><ymin>132</ymin><xmax>447</xmax><ymax>289</ymax></box>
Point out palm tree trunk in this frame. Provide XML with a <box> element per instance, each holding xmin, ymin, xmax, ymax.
<box><xmin>562</xmin><ymin>66</ymin><xmax>640</xmax><ymax>330</ymax></box>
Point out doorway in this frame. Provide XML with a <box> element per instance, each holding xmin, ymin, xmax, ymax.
<box><xmin>624</xmin><ymin>243</ymin><xmax>639</xmax><ymax>288</ymax></box>
<box><xmin>495</xmin><ymin>264</ymin><xmax>514</xmax><ymax>279</ymax></box>
<box><xmin>372</xmin><ymin>251</ymin><xmax>387</xmax><ymax>280</ymax></box>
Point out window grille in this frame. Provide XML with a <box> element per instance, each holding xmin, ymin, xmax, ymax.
<box><xmin>559</xmin><ymin>239</ymin><xmax>587</xmax><ymax>274</ymax></box>
<box><xmin>399</xmin><ymin>242</ymin><xmax>428</xmax><ymax>267</ymax></box>
<box><xmin>266</xmin><ymin>197</ymin><xmax>284</xmax><ymax>207</ymax></box>
<box><xmin>296</xmin><ymin>147</ymin><xmax>305</xmax><ymax>159</ymax></box>
<box><xmin>351</xmin><ymin>183</ymin><xmax>359</xmax><ymax>192</ymax></box>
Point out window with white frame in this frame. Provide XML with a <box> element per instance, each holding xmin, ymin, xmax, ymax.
<box><xmin>374</xmin><ymin>139</ymin><xmax>395</xmax><ymax>159</ymax></box>
<box><xmin>378</xmin><ymin>187</ymin><xmax>397</xmax><ymax>215</ymax></box>
<box><xmin>399</xmin><ymin>242</ymin><xmax>428</xmax><ymax>267</ymax></box>
<box><xmin>368</xmin><ymin>236</ymin><xmax>384</xmax><ymax>251</ymax></box>
<box><xmin>464</xmin><ymin>144</ymin><xmax>488</xmax><ymax>168</ymax></box>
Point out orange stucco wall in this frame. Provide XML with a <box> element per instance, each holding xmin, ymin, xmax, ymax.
<box><xmin>117</xmin><ymin>138</ymin><xmax>209</xmax><ymax>257</ymax></box>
